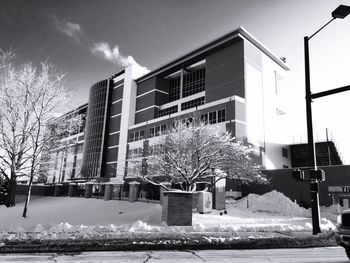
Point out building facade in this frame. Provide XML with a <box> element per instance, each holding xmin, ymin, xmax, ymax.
<box><xmin>76</xmin><ymin>27</ymin><xmax>292</xmax><ymax>184</ymax></box>
<box><xmin>43</xmin><ymin>103</ymin><xmax>87</xmax><ymax>183</ymax></box>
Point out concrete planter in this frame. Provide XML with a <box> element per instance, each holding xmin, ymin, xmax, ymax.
<box><xmin>159</xmin><ymin>182</ymin><xmax>172</xmax><ymax>206</ymax></box>
<box><xmin>162</xmin><ymin>191</ymin><xmax>193</xmax><ymax>226</ymax></box>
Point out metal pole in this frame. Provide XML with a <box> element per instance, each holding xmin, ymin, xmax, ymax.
<box><xmin>326</xmin><ymin>128</ymin><xmax>331</xmax><ymax>165</ymax></box>
<box><xmin>304</xmin><ymin>36</ymin><xmax>321</xmax><ymax>235</ymax></box>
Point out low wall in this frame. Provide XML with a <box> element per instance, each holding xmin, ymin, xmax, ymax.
<box><xmin>15</xmin><ymin>184</ymin><xmax>54</xmax><ymax>196</ymax></box>
<box><xmin>228</xmin><ymin>165</ymin><xmax>350</xmax><ymax>206</ymax></box>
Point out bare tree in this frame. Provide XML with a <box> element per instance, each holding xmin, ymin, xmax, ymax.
<box><xmin>0</xmin><ymin>51</ymin><xmax>71</xmax><ymax>212</ymax></box>
<box><xmin>130</xmin><ymin>120</ymin><xmax>266</xmax><ymax>192</ymax></box>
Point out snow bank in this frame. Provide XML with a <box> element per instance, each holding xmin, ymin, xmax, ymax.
<box><xmin>0</xmin><ymin>193</ymin><xmax>337</xmax><ymax>242</ymax></box>
<box><xmin>229</xmin><ymin>190</ymin><xmax>310</xmax><ymax>217</ymax></box>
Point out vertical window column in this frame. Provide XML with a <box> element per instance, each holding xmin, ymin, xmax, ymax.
<box><xmin>180</xmin><ymin>69</ymin><xmax>184</xmax><ymax>99</ymax></box>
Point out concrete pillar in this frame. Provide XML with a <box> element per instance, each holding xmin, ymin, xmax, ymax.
<box><xmin>68</xmin><ymin>183</ymin><xmax>77</xmax><ymax>197</ymax></box>
<box><xmin>159</xmin><ymin>182</ymin><xmax>172</xmax><ymax>206</ymax></box>
<box><xmin>128</xmin><ymin>181</ymin><xmax>140</xmax><ymax>202</ymax></box>
<box><xmin>192</xmin><ymin>192</ymin><xmax>200</xmax><ymax>210</ymax></box>
<box><xmin>213</xmin><ymin>178</ymin><xmax>226</xmax><ymax>210</ymax></box>
<box><xmin>84</xmin><ymin>183</ymin><xmax>93</xmax><ymax>198</ymax></box>
<box><xmin>197</xmin><ymin>191</ymin><xmax>213</xmax><ymax>214</ymax></box>
<box><xmin>104</xmin><ymin>183</ymin><xmax>113</xmax><ymax>201</ymax></box>
<box><xmin>54</xmin><ymin>184</ymin><xmax>62</xmax><ymax>197</ymax></box>
<box><xmin>112</xmin><ymin>184</ymin><xmax>122</xmax><ymax>200</ymax></box>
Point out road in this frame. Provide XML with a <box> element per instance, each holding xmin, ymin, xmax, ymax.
<box><xmin>0</xmin><ymin>247</ymin><xmax>348</xmax><ymax>263</ymax></box>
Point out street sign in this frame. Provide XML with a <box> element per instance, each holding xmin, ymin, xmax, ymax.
<box><xmin>328</xmin><ymin>186</ymin><xmax>350</xmax><ymax>192</ymax></box>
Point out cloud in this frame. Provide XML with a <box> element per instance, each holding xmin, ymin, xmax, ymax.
<box><xmin>53</xmin><ymin>15</ymin><xmax>81</xmax><ymax>43</ymax></box>
<box><xmin>91</xmin><ymin>42</ymin><xmax>150</xmax><ymax>78</ymax></box>
<box><xmin>91</xmin><ymin>42</ymin><xmax>129</xmax><ymax>66</ymax></box>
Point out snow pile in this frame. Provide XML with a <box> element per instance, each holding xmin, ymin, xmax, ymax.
<box><xmin>320</xmin><ymin>204</ymin><xmax>340</xmax><ymax>222</ymax></box>
<box><xmin>229</xmin><ymin>190</ymin><xmax>310</xmax><ymax>217</ymax></box>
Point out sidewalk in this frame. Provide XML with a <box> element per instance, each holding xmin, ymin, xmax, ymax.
<box><xmin>0</xmin><ymin>231</ymin><xmax>337</xmax><ymax>253</ymax></box>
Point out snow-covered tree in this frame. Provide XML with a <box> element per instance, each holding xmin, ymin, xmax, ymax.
<box><xmin>130</xmin><ymin>119</ymin><xmax>266</xmax><ymax>192</ymax></box>
<box><xmin>0</xmin><ymin>50</ymin><xmax>71</xmax><ymax>212</ymax></box>
<box><xmin>0</xmin><ymin>49</ymin><xmax>15</xmax><ymax>205</ymax></box>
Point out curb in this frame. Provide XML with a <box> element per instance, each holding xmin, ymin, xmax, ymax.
<box><xmin>0</xmin><ymin>232</ymin><xmax>337</xmax><ymax>253</ymax></box>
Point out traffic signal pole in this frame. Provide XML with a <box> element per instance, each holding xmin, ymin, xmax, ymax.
<box><xmin>297</xmin><ymin>4</ymin><xmax>350</xmax><ymax>236</ymax></box>
<box><xmin>304</xmin><ymin>36</ymin><xmax>321</xmax><ymax>235</ymax></box>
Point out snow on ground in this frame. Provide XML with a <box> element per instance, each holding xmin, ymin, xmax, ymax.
<box><xmin>0</xmin><ymin>191</ymin><xmax>337</xmax><ymax>241</ymax></box>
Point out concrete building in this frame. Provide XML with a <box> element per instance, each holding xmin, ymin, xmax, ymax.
<box><xmin>41</xmin><ymin>27</ymin><xmax>346</xmax><ymax>207</ymax></box>
<box><xmin>78</xmin><ymin>27</ymin><xmax>292</xmax><ymax>184</ymax></box>
<box><xmin>42</xmin><ymin>103</ymin><xmax>87</xmax><ymax>183</ymax></box>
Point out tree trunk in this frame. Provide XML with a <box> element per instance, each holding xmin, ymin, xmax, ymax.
<box><xmin>22</xmin><ymin>183</ymin><xmax>32</xmax><ymax>218</ymax></box>
<box><xmin>185</xmin><ymin>182</ymin><xmax>190</xmax><ymax>192</ymax></box>
<box><xmin>5</xmin><ymin>179</ymin><xmax>16</xmax><ymax>207</ymax></box>
<box><xmin>22</xmin><ymin>170</ymin><xmax>35</xmax><ymax>218</ymax></box>
<box><xmin>211</xmin><ymin>178</ymin><xmax>216</xmax><ymax>209</ymax></box>
<box><xmin>0</xmin><ymin>178</ymin><xmax>9</xmax><ymax>205</ymax></box>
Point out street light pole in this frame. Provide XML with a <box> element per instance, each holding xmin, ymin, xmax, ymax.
<box><xmin>303</xmin><ymin>5</ymin><xmax>350</xmax><ymax>235</ymax></box>
<box><xmin>304</xmin><ymin>36</ymin><xmax>321</xmax><ymax>235</ymax></box>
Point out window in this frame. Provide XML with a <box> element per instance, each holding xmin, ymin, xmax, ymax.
<box><xmin>161</xmin><ymin>124</ymin><xmax>166</xmax><ymax>134</ymax></box>
<box><xmin>181</xmin><ymin>96</ymin><xmax>205</xmax><ymax>111</ymax></box>
<box><xmin>169</xmin><ymin>77</ymin><xmax>181</xmax><ymax>102</ymax></box>
<box><xmin>157</xmin><ymin>105</ymin><xmax>178</xmax><ymax>117</ymax></box>
<box><xmin>129</xmin><ymin>130</ymin><xmax>145</xmax><ymax>142</ymax></box>
<box><xmin>150</xmin><ymin>124</ymin><xmax>167</xmax><ymax>138</ymax></box>
<box><xmin>201</xmin><ymin>109</ymin><xmax>225</xmax><ymax>125</ymax></box>
<box><xmin>218</xmin><ymin>109</ymin><xmax>226</xmax><ymax>123</ymax></box>
<box><xmin>140</xmin><ymin>130</ymin><xmax>144</xmax><ymax>140</ymax></box>
<box><xmin>283</xmin><ymin>165</ymin><xmax>289</xmax><ymax>168</ymax></box>
<box><xmin>150</xmin><ymin>127</ymin><xmax>155</xmax><ymax>138</ymax></box>
<box><xmin>282</xmin><ymin>147</ymin><xmax>288</xmax><ymax>158</ymax></box>
<box><xmin>128</xmin><ymin>148</ymin><xmax>143</xmax><ymax>159</ymax></box>
<box><xmin>129</xmin><ymin>132</ymin><xmax>135</xmax><ymax>142</ymax></box>
<box><xmin>209</xmin><ymin>111</ymin><xmax>217</xmax><ymax>124</ymax></box>
<box><xmin>180</xmin><ymin>117</ymin><xmax>193</xmax><ymax>127</ymax></box>
<box><xmin>200</xmin><ymin>113</ymin><xmax>208</xmax><ymax>124</ymax></box>
<box><xmin>148</xmin><ymin>145</ymin><xmax>162</xmax><ymax>156</ymax></box>
<box><xmin>172</xmin><ymin>121</ymin><xmax>179</xmax><ymax>129</ymax></box>
<box><xmin>135</xmin><ymin>131</ymin><xmax>140</xmax><ymax>141</ymax></box>
<box><xmin>155</xmin><ymin>126</ymin><xmax>160</xmax><ymax>136</ymax></box>
<box><xmin>182</xmin><ymin>67</ymin><xmax>206</xmax><ymax>98</ymax></box>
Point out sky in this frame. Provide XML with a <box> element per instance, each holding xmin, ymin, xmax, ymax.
<box><xmin>1</xmin><ymin>0</ymin><xmax>350</xmax><ymax>163</ymax></box>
